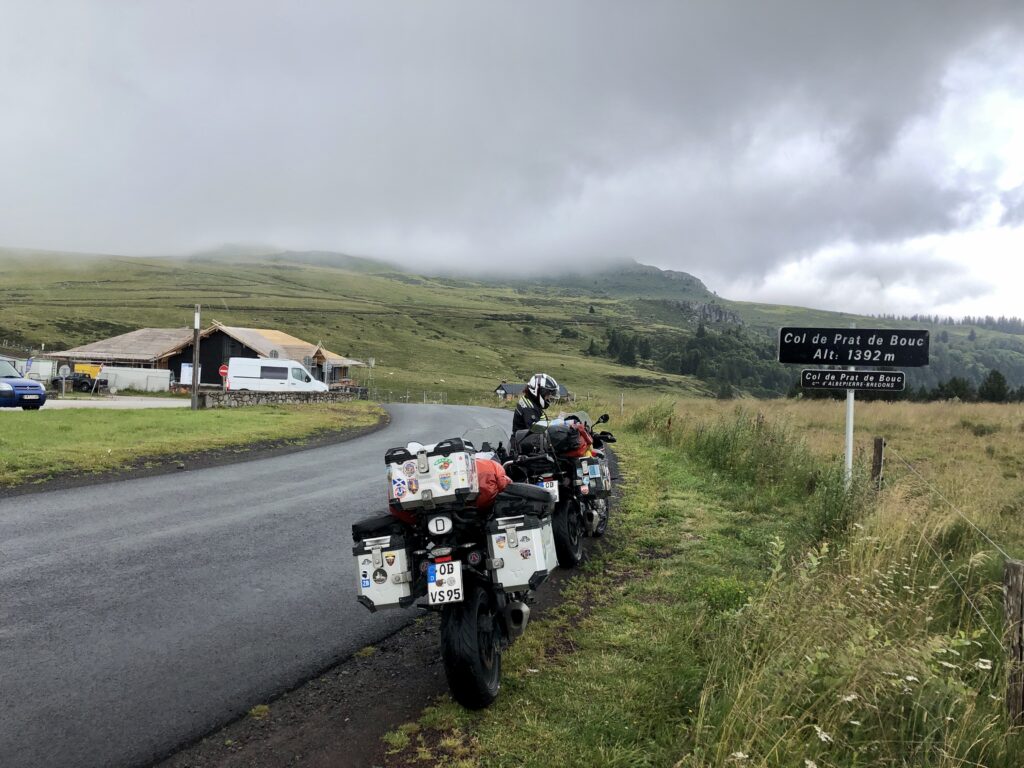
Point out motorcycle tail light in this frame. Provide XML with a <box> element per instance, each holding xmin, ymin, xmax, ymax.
<box><xmin>467</xmin><ymin>550</ymin><xmax>483</xmax><ymax>566</ymax></box>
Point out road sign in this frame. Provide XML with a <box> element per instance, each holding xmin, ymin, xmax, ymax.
<box><xmin>59</xmin><ymin>364</ymin><xmax>71</xmax><ymax>377</ymax></box>
<box><xmin>779</xmin><ymin>328</ymin><xmax>929</xmax><ymax>367</ymax></box>
<box><xmin>219</xmin><ymin>364</ymin><xmax>228</xmax><ymax>378</ymax></box>
<box><xmin>801</xmin><ymin>369</ymin><xmax>906</xmax><ymax>391</ymax></box>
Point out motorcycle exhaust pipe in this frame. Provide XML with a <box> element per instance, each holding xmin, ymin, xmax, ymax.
<box><xmin>504</xmin><ymin>600</ymin><xmax>531</xmax><ymax>641</ymax></box>
<box><xmin>584</xmin><ymin>507</ymin><xmax>600</xmax><ymax>535</ymax></box>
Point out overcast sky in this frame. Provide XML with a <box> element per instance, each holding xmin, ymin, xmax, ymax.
<box><xmin>2</xmin><ymin>1</ymin><xmax>1023</xmax><ymax>318</ymax></box>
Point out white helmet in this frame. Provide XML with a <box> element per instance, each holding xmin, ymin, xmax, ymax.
<box><xmin>526</xmin><ymin>373</ymin><xmax>559</xmax><ymax>409</ymax></box>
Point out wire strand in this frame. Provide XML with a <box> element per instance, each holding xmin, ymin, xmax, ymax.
<box><xmin>911</xmin><ymin>522</ymin><xmax>1002</xmax><ymax>646</ymax></box>
<box><xmin>888</xmin><ymin>446</ymin><xmax>1013</xmax><ymax>561</ymax></box>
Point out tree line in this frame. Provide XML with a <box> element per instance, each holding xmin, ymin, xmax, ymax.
<box><xmin>586</xmin><ymin>323</ymin><xmax>1024</xmax><ymax>402</ymax></box>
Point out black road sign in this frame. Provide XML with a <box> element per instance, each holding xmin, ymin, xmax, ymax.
<box><xmin>779</xmin><ymin>328</ymin><xmax>930</xmax><ymax>367</ymax></box>
<box><xmin>801</xmin><ymin>369</ymin><xmax>906</xmax><ymax>391</ymax></box>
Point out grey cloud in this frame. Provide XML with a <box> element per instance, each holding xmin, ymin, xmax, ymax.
<box><xmin>0</xmin><ymin>0</ymin><xmax>1022</xmax><ymax>310</ymax></box>
<box><xmin>1002</xmin><ymin>186</ymin><xmax>1024</xmax><ymax>226</ymax></box>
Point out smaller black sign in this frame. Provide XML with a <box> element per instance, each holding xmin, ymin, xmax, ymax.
<box><xmin>801</xmin><ymin>369</ymin><xmax>906</xmax><ymax>392</ymax></box>
<box><xmin>779</xmin><ymin>328</ymin><xmax>930</xmax><ymax>367</ymax></box>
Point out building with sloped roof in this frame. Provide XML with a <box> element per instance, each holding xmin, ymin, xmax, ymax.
<box><xmin>51</xmin><ymin>322</ymin><xmax>363</xmax><ymax>386</ymax></box>
<box><xmin>494</xmin><ymin>381</ymin><xmax>571</xmax><ymax>401</ymax></box>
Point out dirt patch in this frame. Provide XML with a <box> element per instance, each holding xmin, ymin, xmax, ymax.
<box><xmin>2</xmin><ymin>413</ymin><xmax>389</xmax><ymax>498</ymax></box>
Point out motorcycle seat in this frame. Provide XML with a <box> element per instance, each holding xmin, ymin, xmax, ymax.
<box><xmin>498</xmin><ymin>483</ymin><xmax>554</xmax><ymax>503</ymax></box>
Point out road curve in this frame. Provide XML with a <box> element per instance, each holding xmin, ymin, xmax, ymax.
<box><xmin>0</xmin><ymin>404</ymin><xmax>510</xmax><ymax>768</ymax></box>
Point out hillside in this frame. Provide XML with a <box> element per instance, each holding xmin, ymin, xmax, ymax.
<box><xmin>1</xmin><ymin>247</ymin><xmax>1022</xmax><ymax>400</ymax></box>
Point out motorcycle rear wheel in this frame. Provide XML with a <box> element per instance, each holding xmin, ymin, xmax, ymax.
<box><xmin>440</xmin><ymin>582</ymin><xmax>501</xmax><ymax>709</ymax></box>
<box><xmin>553</xmin><ymin>498</ymin><xmax>585</xmax><ymax>567</ymax></box>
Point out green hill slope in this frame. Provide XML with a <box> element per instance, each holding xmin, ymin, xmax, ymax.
<box><xmin>1</xmin><ymin>248</ymin><xmax>1021</xmax><ymax>400</ymax></box>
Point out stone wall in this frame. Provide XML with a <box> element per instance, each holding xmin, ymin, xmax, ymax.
<box><xmin>202</xmin><ymin>390</ymin><xmax>360</xmax><ymax>408</ymax></box>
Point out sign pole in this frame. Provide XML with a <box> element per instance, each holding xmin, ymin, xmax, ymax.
<box><xmin>844</xmin><ymin>323</ymin><xmax>855</xmax><ymax>489</ymax></box>
<box><xmin>191</xmin><ymin>305</ymin><xmax>201</xmax><ymax>411</ymax></box>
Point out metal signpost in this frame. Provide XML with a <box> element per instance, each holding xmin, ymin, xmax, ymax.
<box><xmin>779</xmin><ymin>327</ymin><xmax>929</xmax><ymax>488</ymax></box>
<box><xmin>58</xmin><ymin>364</ymin><xmax>71</xmax><ymax>397</ymax></box>
<box><xmin>191</xmin><ymin>305</ymin><xmax>201</xmax><ymax>411</ymax></box>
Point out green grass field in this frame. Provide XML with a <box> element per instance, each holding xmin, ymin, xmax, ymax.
<box><xmin>0</xmin><ymin>401</ymin><xmax>384</xmax><ymax>487</ymax></box>
<box><xmin>4</xmin><ymin>249</ymin><xmax>1020</xmax><ymax>403</ymax></box>
<box><xmin>381</xmin><ymin>399</ymin><xmax>1024</xmax><ymax>767</ymax></box>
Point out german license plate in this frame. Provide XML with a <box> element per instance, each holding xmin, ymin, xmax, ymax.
<box><xmin>427</xmin><ymin>560</ymin><xmax>463</xmax><ymax>605</ymax></box>
<box><xmin>538</xmin><ymin>480</ymin><xmax>559</xmax><ymax>501</ymax></box>
<box><xmin>22</xmin><ymin>395</ymin><xmax>39</xmax><ymax>400</ymax></box>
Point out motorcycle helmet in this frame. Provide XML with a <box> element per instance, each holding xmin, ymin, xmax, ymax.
<box><xmin>526</xmin><ymin>373</ymin><xmax>559</xmax><ymax>409</ymax></box>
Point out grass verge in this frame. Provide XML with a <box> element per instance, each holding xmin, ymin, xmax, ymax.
<box><xmin>381</xmin><ymin>401</ymin><xmax>1022</xmax><ymax>767</ymax></box>
<box><xmin>0</xmin><ymin>401</ymin><xmax>385</xmax><ymax>487</ymax></box>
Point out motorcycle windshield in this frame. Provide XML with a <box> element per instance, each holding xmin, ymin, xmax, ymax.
<box><xmin>557</xmin><ymin>410</ymin><xmax>592</xmax><ymax>427</ymax></box>
<box><xmin>463</xmin><ymin>424</ymin><xmax>510</xmax><ymax>456</ymax></box>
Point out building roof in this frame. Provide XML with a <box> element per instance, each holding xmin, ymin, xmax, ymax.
<box><xmin>213</xmin><ymin>324</ymin><xmax>364</xmax><ymax>367</ymax></box>
<box><xmin>51</xmin><ymin>328</ymin><xmax>194</xmax><ymax>362</ymax></box>
<box><xmin>51</xmin><ymin>323</ymin><xmax>364</xmax><ymax>368</ymax></box>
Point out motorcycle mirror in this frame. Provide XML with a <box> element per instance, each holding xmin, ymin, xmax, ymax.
<box><xmin>597</xmin><ymin>413</ymin><xmax>610</xmax><ymax>424</ymax></box>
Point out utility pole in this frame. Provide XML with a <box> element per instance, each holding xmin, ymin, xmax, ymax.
<box><xmin>191</xmin><ymin>305</ymin><xmax>201</xmax><ymax>411</ymax></box>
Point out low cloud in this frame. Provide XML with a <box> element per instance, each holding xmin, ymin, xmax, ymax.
<box><xmin>0</xmin><ymin>2</ymin><xmax>1022</xmax><ymax>315</ymax></box>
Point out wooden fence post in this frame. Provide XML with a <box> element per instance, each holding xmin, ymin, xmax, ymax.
<box><xmin>1006</xmin><ymin>559</ymin><xmax>1024</xmax><ymax>725</ymax></box>
<box><xmin>871</xmin><ymin>437</ymin><xmax>885</xmax><ymax>490</ymax></box>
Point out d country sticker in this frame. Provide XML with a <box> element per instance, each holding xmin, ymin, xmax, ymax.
<box><xmin>392</xmin><ymin>477</ymin><xmax>407</xmax><ymax>498</ymax></box>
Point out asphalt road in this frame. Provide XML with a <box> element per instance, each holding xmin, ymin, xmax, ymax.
<box><xmin>0</xmin><ymin>404</ymin><xmax>511</xmax><ymax>768</ymax></box>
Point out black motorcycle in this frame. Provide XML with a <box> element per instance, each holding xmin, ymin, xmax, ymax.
<box><xmin>351</xmin><ymin>426</ymin><xmax>556</xmax><ymax>709</ymax></box>
<box><xmin>507</xmin><ymin>412</ymin><xmax>616</xmax><ymax>567</ymax></box>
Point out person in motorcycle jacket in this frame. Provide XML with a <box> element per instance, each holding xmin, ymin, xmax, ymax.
<box><xmin>512</xmin><ymin>373</ymin><xmax>559</xmax><ymax>433</ymax></box>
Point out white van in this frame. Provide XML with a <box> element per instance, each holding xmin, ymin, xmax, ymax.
<box><xmin>226</xmin><ymin>358</ymin><xmax>329</xmax><ymax>393</ymax></box>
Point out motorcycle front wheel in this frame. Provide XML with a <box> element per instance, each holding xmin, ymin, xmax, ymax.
<box><xmin>553</xmin><ymin>498</ymin><xmax>585</xmax><ymax>567</ymax></box>
<box><xmin>440</xmin><ymin>582</ymin><xmax>501</xmax><ymax>709</ymax></box>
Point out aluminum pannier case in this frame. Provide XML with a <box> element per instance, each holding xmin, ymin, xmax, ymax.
<box><xmin>352</xmin><ymin>514</ymin><xmax>416</xmax><ymax>611</ymax></box>
<box><xmin>486</xmin><ymin>484</ymin><xmax>558</xmax><ymax>591</ymax></box>
<box><xmin>575</xmin><ymin>455</ymin><xmax>612</xmax><ymax>499</ymax></box>
<box><xmin>385</xmin><ymin>437</ymin><xmax>479</xmax><ymax>511</ymax></box>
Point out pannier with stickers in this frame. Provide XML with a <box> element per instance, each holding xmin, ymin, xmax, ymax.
<box><xmin>385</xmin><ymin>437</ymin><xmax>479</xmax><ymax>510</ymax></box>
<box><xmin>574</xmin><ymin>455</ymin><xmax>612</xmax><ymax>499</ymax></box>
<box><xmin>487</xmin><ymin>485</ymin><xmax>559</xmax><ymax>590</ymax></box>
<box><xmin>351</xmin><ymin>514</ymin><xmax>417</xmax><ymax>611</ymax></box>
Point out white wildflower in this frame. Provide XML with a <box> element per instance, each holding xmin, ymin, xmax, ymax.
<box><xmin>904</xmin><ymin>675</ymin><xmax>919</xmax><ymax>683</ymax></box>
<box><xmin>729</xmin><ymin>752</ymin><xmax>749</xmax><ymax>761</ymax></box>
<box><xmin>938</xmin><ymin>661</ymin><xmax>959</xmax><ymax>669</ymax></box>
<box><xmin>814</xmin><ymin>725</ymin><xmax>833</xmax><ymax>743</ymax></box>
<box><xmin>840</xmin><ymin>693</ymin><xmax>858</xmax><ymax>703</ymax></box>
<box><xmin>805</xmin><ymin>760</ymin><xmax>818</xmax><ymax>768</ymax></box>
<box><xmin>975</xmin><ymin>659</ymin><xmax>993</xmax><ymax>671</ymax></box>
<box><xmin>849</xmin><ymin>720</ymin><xmax>862</xmax><ymax>726</ymax></box>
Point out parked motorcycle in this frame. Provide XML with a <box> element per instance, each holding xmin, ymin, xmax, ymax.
<box><xmin>507</xmin><ymin>412</ymin><xmax>616</xmax><ymax>567</ymax></box>
<box><xmin>351</xmin><ymin>426</ymin><xmax>557</xmax><ymax>709</ymax></box>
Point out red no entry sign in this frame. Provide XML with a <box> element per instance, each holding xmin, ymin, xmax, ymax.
<box><xmin>219</xmin><ymin>364</ymin><xmax>228</xmax><ymax>378</ymax></box>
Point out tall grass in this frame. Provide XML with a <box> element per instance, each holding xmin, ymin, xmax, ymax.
<box><xmin>652</xmin><ymin>400</ymin><xmax>1023</xmax><ymax>768</ymax></box>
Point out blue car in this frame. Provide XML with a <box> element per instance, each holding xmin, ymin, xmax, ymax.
<box><xmin>0</xmin><ymin>359</ymin><xmax>48</xmax><ymax>410</ymax></box>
